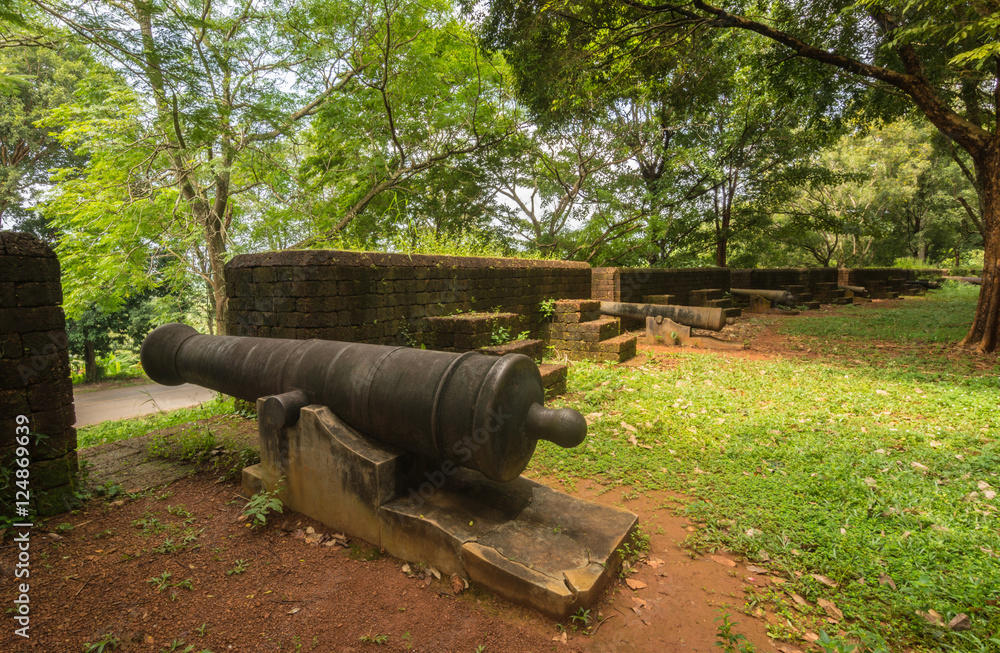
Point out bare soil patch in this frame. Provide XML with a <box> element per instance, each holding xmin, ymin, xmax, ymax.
<box><xmin>4</xmin><ymin>470</ymin><xmax>784</xmax><ymax>653</ymax></box>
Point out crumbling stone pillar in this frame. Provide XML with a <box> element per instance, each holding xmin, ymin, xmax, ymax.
<box><xmin>0</xmin><ymin>231</ymin><xmax>78</xmax><ymax>516</ymax></box>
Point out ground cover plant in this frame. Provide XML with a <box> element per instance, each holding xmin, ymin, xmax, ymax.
<box><xmin>533</xmin><ymin>287</ymin><xmax>1000</xmax><ymax>652</ymax></box>
<box><xmin>77</xmin><ymin>396</ymin><xmax>238</xmax><ymax>448</ymax></box>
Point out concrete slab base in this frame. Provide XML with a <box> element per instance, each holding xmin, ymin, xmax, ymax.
<box><xmin>243</xmin><ymin>403</ymin><xmax>637</xmax><ymax>619</ymax></box>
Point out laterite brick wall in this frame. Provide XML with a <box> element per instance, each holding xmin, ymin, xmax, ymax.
<box><xmin>225</xmin><ymin>250</ymin><xmax>591</xmax><ymax>346</ymax></box>
<box><xmin>591</xmin><ymin>267</ymin><xmax>730</xmax><ymax>304</ymax></box>
<box><xmin>0</xmin><ymin>231</ymin><xmax>77</xmax><ymax>515</ymax></box>
<box><xmin>730</xmin><ymin>268</ymin><xmax>837</xmax><ymax>290</ymax></box>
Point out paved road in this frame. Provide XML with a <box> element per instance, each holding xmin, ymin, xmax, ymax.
<box><xmin>73</xmin><ymin>383</ymin><xmax>218</xmax><ymax>427</ymax></box>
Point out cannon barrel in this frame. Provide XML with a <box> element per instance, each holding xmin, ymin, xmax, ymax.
<box><xmin>599</xmin><ymin>301</ymin><xmax>728</xmax><ymax>331</ymax></box>
<box><xmin>839</xmin><ymin>285</ymin><xmax>867</xmax><ymax>295</ymax></box>
<box><xmin>140</xmin><ymin>324</ymin><xmax>587</xmax><ymax>483</ymax></box>
<box><xmin>905</xmin><ymin>279</ymin><xmax>941</xmax><ymax>289</ymax></box>
<box><xmin>729</xmin><ymin>288</ymin><xmax>796</xmax><ymax>306</ymax></box>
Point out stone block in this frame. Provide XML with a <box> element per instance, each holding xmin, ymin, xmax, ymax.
<box><xmin>251</xmin><ymin>404</ymin><xmax>427</xmax><ymax>546</ymax></box>
<box><xmin>14</xmin><ymin>282</ymin><xmax>63</xmax><ymax>307</ymax></box>
<box><xmin>0</xmin><ymin>332</ymin><xmax>20</xmax><ymax>358</ymax></box>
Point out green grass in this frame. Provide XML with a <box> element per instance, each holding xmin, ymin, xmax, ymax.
<box><xmin>532</xmin><ymin>286</ymin><xmax>999</xmax><ymax>652</ymax></box>
<box><xmin>77</xmin><ymin>396</ymin><xmax>237</xmax><ymax>448</ymax></box>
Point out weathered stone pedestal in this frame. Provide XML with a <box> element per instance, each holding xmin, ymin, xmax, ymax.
<box><xmin>243</xmin><ymin>403</ymin><xmax>637</xmax><ymax>618</ymax></box>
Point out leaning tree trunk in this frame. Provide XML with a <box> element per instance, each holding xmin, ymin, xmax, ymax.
<box><xmin>960</xmin><ymin>150</ymin><xmax>999</xmax><ymax>353</ymax></box>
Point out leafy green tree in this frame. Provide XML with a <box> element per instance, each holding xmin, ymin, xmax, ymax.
<box><xmin>67</xmin><ymin>288</ymin><xmax>189</xmax><ymax>382</ymax></box>
<box><xmin>294</xmin><ymin>0</ymin><xmax>514</xmax><ymax>248</ymax></box>
<box><xmin>35</xmin><ymin>0</ymin><xmax>381</xmax><ymax>329</ymax></box>
<box><xmin>474</xmin><ymin>0</ymin><xmax>1000</xmax><ymax>351</ymax></box>
<box><xmin>0</xmin><ymin>21</ymin><xmax>89</xmax><ymax>229</ymax></box>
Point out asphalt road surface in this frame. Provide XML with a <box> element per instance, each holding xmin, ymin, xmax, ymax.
<box><xmin>73</xmin><ymin>383</ymin><xmax>218</xmax><ymax>427</ymax></box>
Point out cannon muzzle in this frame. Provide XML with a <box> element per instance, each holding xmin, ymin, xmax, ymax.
<box><xmin>141</xmin><ymin>324</ymin><xmax>586</xmax><ymax>482</ymax></box>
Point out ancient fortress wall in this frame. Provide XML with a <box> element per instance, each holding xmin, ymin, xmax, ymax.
<box><xmin>0</xmin><ymin>231</ymin><xmax>77</xmax><ymax>515</ymax></box>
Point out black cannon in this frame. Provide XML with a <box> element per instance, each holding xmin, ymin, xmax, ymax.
<box><xmin>140</xmin><ymin>324</ymin><xmax>586</xmax><ymax>483</ymax></box>
<box><xmin>599</xmin><ymin>301</ymin><xmax>731</xmax><ymax>331</ymax></box>
<box><xmin>729</xmin><ymin>288</ymin><xmax>797</xmax><ymax>306</ymax></box>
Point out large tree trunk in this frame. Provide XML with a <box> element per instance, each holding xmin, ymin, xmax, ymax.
<box><xmin>960</xmin><ymin>150</ymin><xmax>999</xmax><ymax>353</ymax></box>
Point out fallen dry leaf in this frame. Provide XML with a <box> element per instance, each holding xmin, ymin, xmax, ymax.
<box><xmin>632</xmin><ymin>596</ymin><xmax>647</xmax><ymax>608</ymax></box>
<box><xmin>790</xmin><ymin>593</ymin><xmax>810</xmax><ymax>608</ymax></box>
<box><xmin>450</xmin><ymin>574</ymin><xmax>465</xmax><ymax>595</ymax></box>
<box><xmin>917</xmin><ymin>609</ymin><xmax>944</xmax><ymax>627</ymax></box>
<box><xmin>811</xmin><ymin>573</ymin><xmax>838</xmax><ymax>589</ymax></box>
<box><xmin>551</xmin><ymin>631</ymin><xmax>568</xmax><ymax>644</ymax></box>
<box><xmin>709</xmin><ymin>555</ymin><xmax>736</xmax><ymax>567</ymax></box>
<box><xmin>878</xmin><ymin>573</ymin><xmax>897</xmax><ymax>590</ymax></box>
<box><xmin>948</xmin><ymin>613</ymin><xmax>971</xmax><ymax>631</ymax></box>
<box><xmin>773</xmin><ymin>644</ymin><xmax>804</xmax><ymax>653</ymax></box>
<box><xmin>910</xmin><ymin>461</ymin><xmax>929</xmax><ymax>474</ymax></box>
<box><xmin>644</xmin><ymin>557</ymin><xmax>664</xmax><ymax>569</ymax></box>
<box><xmin>622</xmin><ymin>421</ymin><xmax>637</xmax><ymax>432</ymax></box>
<box><xmin>427</xmin><ymin>566</ymin><xmax>441</xmax><ymax>580</ymax></box>
<box><xmin>817</xmin><ymin>598</ymin><xmax>843</xmax><ymax>621</ymax></box>
<box><xmin>625</xmin><ymin>578</ymin><xmax>647</xmax><ymax>590</ymax></box>
<box><xmin>746</xmin><ymin>565</ymin><xmax>769</xmax><ymax>575</ymax></box>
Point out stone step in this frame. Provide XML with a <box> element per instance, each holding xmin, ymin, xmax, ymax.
<box><xmin>724</xmin><ymin>307</ymin><xmax>743</xmax><ymax>319</ymax></box>
<box><xmin>549</xmin><ymin>298</ymin><xmax>602</xmax><ymax>324</ymax></box>
<box><xmin>479</xmin><ymin>339</ymin><xmax>544</xmax><ymax>363</ymax></box>
<box><xmin>543</xmin><ymin>317</ymin><xmax>620</xmax><ymax>344</ymax></box>
<box><xmin>425</xmin><ymin>312</ymin><xmax>523</xmax><ymax>351</ymax></box>
<box><xmin>538</xmin><ymin>363</ymin><xmax>568</xmax><ymax>398</ymax></box>
<box><xmin>689</xmin><ymin>288</ymin><xmax>725</xmax><ymax>303</ymax></box>
<box><xmin>558</xmin><ymin>334</ymin><xmax>637</xmax><ymax>364</ymax></box>
<box><xmin>551</xmin><ymin>299</ymin><xmax>602</xmax><ymax>323</ymax></box>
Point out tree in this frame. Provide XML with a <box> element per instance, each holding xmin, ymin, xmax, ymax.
<box><xmin>293</xmin><ymin>1</ymin><xmax>514</xmax><ymax>248</ymax></box>
<box><xmin>473</xmin><ymin>0</ymin><xmax>1000</xmax><ymax>351</ymax></box>
<box><xmin>34</xmin><ymin>0</ymin><xmax>381</xmax><ymax>329</ymax></box>
<box><xmin>0</xmin><ymin>20</ymin><xmax>89</xmax><ymax>229</ymax></box>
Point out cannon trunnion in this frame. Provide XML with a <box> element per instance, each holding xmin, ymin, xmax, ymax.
<box><xmin>141</xmin><ymin>323</ymin><xmax>586</xmax><ymax>483</ymax></box>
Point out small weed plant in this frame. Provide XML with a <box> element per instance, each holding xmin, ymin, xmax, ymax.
<box><xmin>241</xmin><ymin>480</ymin><xmax>284</xmax><ymax>528</ymax></box>
<box><xmin>227</xmin><ymin>559</ymin><xmax>250</xmax><ymax>576</ymax></box>
<box><xmin>713</xmin><ymin>611</ymin><xmax>756</xmax><ymax>652</ymax></box>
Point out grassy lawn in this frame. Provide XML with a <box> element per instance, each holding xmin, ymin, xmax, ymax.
<box><xmin>533</xmin><ymin>283</ymin><xmax>999</xmax><ymax>652</ymax></box>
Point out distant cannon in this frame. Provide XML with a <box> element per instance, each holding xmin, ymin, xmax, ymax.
<box><xmin>599</xmin><ymin>301</ymin><xmax>730</xmax><ymax>332</ymax></box>
<box><xmin>729</xmin><ymin>288</ymin><xmax>797</xmax><ymax>306</ymax></box>
<box><xmin>839</xmin><ymin>285</ymin><xmax>868</xmax><ymax>295</ymax></box>
<box><xmin>905</xmin><ymin>279</ymin><xmax>942</xmax><ymax>289</ymax></box>
<box><xmin>140</xmin><ymin>323</ymin><xmax>587</xmax><ymax>482</ymax></box>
